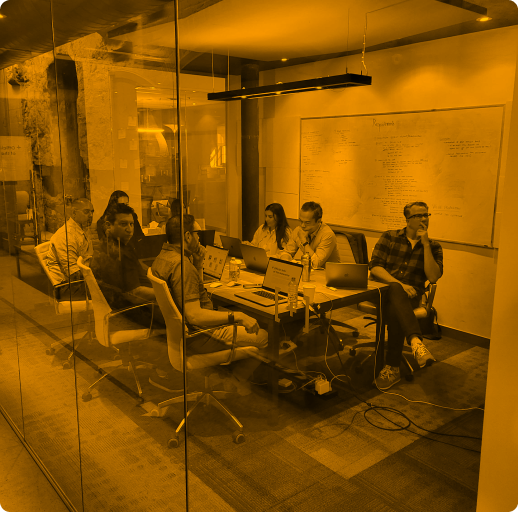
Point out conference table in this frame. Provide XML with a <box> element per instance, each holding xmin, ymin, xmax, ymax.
<box><xmin>209</xmin><ymin>265</ymin><xmax>388</xmax><ymax>407</ymax></box>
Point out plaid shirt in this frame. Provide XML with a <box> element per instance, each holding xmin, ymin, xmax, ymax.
<box><xmin>369</xmin><ymin>228</ymin><xmax>443</xmax><ymax>295</ymax></box>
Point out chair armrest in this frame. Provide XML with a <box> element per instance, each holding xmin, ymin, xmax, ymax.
<box><xmin>186</xmin><ymin>322</ymin><xmax>239</xmax><ymax>365</ymax></box>
<box><xmin>104</xmin><ymin>302</ymin><xmax>156</xmax><ymax>341</ymax></box>
<box><xmin>54</xmin><ymin>279</ymin><xmax>84</xmax><ymax>290</ymax></box>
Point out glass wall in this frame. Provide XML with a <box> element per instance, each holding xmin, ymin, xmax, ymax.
<box><xmin>0</xmin><ymin>1</ymin><xmax>501</xmax><ymax>511</ymax></box>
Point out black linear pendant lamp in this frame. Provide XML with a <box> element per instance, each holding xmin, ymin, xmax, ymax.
<box><xmin>208</xmin><ymin>8</ymin><xmax>372</xmax><ymax>101</ymax></box>
<box><xmin>207</xmin><ymin>72</ymin><xmax>371</xmax><ymax>101</ymax></box>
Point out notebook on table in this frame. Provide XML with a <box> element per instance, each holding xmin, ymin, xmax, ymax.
<box><xmin>240</xmin><ymin>244</ymin><xmax>269</xmax><ymax>273</ymax></box>
<box><xmin>325</xmin><ymin>263</ymin><xmax>369</xmax><ymax>289</ymax></box>
<box><xmin>202</xmin><ymin>245</ymin><xmax>228</xmax><ymax>283</ymax></box>
<box><xmin>234</xmin><ymin>258</ymin><xmax>303</xmax><ymax>306</ymax></box>
<box><xmin>220</xmin><ymin>235</ymin><xmax>243</xmax><ymax>258</ymax></box>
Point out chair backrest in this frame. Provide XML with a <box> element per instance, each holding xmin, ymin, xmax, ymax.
<box><xmin>35</xmin><ymin>241</ymin><xmax>60</xmax><ymax>287</ymax></box>
<box><xmin>147</xmin><ymin>268</ymin><xmax>187</xmax><ymax>372</ymax></box>
<box><xmin>333</xmin><ymin>231</ymin><xmax>369</xmax><ymax>264</ymax></box>
<box><xmin>16</xmin><ymin>191</ymin><xmax>29</xmax><ymax>215</ymax></box>
<box><xmin>77</xmin><ymin>257</ymin><xmax>112</xmax><ymax>345</ymax></box>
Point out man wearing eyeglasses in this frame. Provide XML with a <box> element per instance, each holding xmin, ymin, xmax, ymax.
<box><xmin>150</xmin><ymin>214</ymin><xmax>268</xmax><ymax>395</ymax></box>
<box><xmin>369</xmin><ymin>201</ymin><xmax>443</xmax><ymax>390</ymax></box>
<box><xmin>46</xmin><ymin>198</ymin><xmax>94</xmax><ymax>300</ymax></box>
<box><xmin>280</xmin><ymin>201</ymin><xmax>340</xmax><ymax>267</ymax></box>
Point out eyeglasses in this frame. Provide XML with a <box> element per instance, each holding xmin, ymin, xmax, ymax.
<box><xmin>407</xmin><ymin>213</ymin><xmax>431</xmax><ymax>220</ymax></box>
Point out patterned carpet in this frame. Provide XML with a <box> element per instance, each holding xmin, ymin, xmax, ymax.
<box><xmin>0</xmin><ymin>255</ymin><xmax>487</xmax><ymax>512</ymax></box>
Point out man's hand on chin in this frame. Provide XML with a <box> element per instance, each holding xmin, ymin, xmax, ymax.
<box><xmin>417</xmin><ymin>226</ymin><xmax>429</xmax><ymax>245</ymax></box>
<box><xmin>192</xmin><ymin>244</ymin><xmax>206</xmax><ymax>270</ymax></box>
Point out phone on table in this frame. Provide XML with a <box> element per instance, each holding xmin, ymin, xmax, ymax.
<box><xmin>242</xmin><ymin>283</ymin><xmax>261</xmax><ymax>289</ymax></box>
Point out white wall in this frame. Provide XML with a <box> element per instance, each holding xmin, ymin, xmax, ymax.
<box><xmin>477</xmin><ymin>33</ymin><xmax>518</xmax><ymax>512</ymax></box>
<box><xmin>258</xmin><ymin>26</ymin><xmax>518</xmax><ymax>338</ymax></box>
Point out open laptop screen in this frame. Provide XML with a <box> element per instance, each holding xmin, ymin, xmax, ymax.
<box><xmin>262</xmin><ymin>257</ymin><xmax>303</xmax><ymax>295</ymax></box>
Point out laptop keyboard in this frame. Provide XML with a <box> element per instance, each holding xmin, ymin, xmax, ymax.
<box><xmin>252</xmin><ymin>290</ymin><xmax>277</xmax><ymax>300</ymax></box>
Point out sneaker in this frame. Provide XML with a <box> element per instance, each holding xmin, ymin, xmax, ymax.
<box><xmin>149</xmin><ymin>368</ymin><xmax>185</xmax><ymax>393</ymax></box>
<box><xmin>411</xmin><ymin>339</ymin><xmax>435</xmax><ymax>368</ymax></box>
<box><xmin>375</xmin><ymin>365</ymin><xmax>401</xmax><ymax>390</ymax></box>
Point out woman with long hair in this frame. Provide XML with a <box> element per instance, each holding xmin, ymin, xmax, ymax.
<box><xmin>96</xmin><ymin>190</ymin><xmax>144</xmax><ymax>242</ymax></box>
<box><xmin>247</xmin><ymin>203</ymin><xmax>292</xmax><ymax>256</ymax></box>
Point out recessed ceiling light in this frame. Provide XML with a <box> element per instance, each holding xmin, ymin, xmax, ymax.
<box><xmin>477</xmin><ymin>16</ymin><xmax>491</xmax><ymax>22</ymax></box>
<box><xmin>0</xmin><ymin>14</ymin><xmax>5</xmax><ymax>19</ymax></box>
<box><xmin>281</xmin><ymin>58</ymin><xmax>288</xmax><ymax>62</ymax></box>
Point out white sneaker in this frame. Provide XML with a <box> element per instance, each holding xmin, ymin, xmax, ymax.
<box><xmin>375</xmin><ymin>365</ymin><xmax>401</xmax><ymax>390</ymax></box>
<box><xmin>411</xmin><ymin>339</ymin><xmax>435</xmax><ymax>368</ymax></box>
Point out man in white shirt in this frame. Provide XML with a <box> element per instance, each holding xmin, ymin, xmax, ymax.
<box><xmin>46</xmin><ymin>198</ymin><xmax>94</xmax><ymax>299</ymax></box>
<box><xmin>280</xmin><ymin>201</ymin><xmax>340</xmax><ymax>268</ymax></box>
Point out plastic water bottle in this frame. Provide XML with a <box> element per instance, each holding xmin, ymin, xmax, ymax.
<box><xmin>288</xmin><ymin>277</ymin><xmax>298</xmax><ymax>310</ymax></box>
<box><xmin>301</xmin><ymin>248</ymin><xmax>311</xmax><ymax>282</ymax></box>
<box><xmin>229</xmin><ymin>257</ymin><xmax>240</xmax><ymax>281</ymax></box>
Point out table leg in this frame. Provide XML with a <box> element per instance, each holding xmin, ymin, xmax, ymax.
<box><xmin>374</xmin><ymin>292</ymin><xmax>385</xmax><ymax>376</ymax></box>
<box><xmin>266</xmin><ymin>318</ymin><xmax>280</xmax><ymax>424</ymax></box>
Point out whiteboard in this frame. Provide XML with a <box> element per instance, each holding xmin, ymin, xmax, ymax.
<box><xmin>300</xmin><ymin>107</ymin><xmax>504</xmax><ymax>246</ymax></box>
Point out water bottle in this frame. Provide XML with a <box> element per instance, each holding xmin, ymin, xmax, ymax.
<box><xmin>301</xmin><ymin>248</ymin><xmax>311</xmax><ymax>282</ymax></box>
<box><xmin>288</xmin><ymin>277</ymin><xmax>298</xmax><ymax>310</ymax></box>
<box><xmin>229</xmin><ymin>257</ymin><xmax>240</xmax><ymax>281</ymax></box>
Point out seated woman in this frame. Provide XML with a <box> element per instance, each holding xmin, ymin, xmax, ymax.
<box><xmin>96</xmin><ymin>190</ymin><xmax>144</xmax><ymax>243</ymax></box>
<box><xmin>245</xmin><ymin>203</ymin><xmax>292</xmax><ymax>256</ymax></box>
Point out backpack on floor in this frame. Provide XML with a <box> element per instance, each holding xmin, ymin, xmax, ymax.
<box><xmin>418</xmin><ymin>306</ymin><xmax>442</xmax><ymax>340</ymax></box>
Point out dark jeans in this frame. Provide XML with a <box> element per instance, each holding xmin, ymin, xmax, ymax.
<box><xmin>384</xmin><ymin>283</ymin><xmax>422</xmax><ymax>367</ymax></box>
<box><xmin>56</xmin><ymin>271</ymin><xmax>88</xmax><ymax>302</ymax></box>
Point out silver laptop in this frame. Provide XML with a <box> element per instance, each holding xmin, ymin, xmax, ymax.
<box><xmin>220</xmin><ymin>235</ymin><xmax>243</xmax><ymax>258</ymax></box>
<box><xmin>203</xmin><ymin>245</ymin><xmax>228</xmax><ymax>283</ymax></box>
<box><xmin>240</xmin><ymin>244</ymin><xmax>269</xmax><ymax>273</ymax></box>
<box><xmin>235</xmin><ymin>258</ymin><xmax>303</xmax><ymax>306</ymax></box>
<box><xmin>325</xmin><ymin>263</ymin><xmax>369</xmax><ymax>289</ymax></box>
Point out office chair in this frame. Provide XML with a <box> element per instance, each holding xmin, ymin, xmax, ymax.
<box><xmin>77</xmin><ymin>257</ymin><xmax>157</xmax><ymax>402</ymax></box>
<box><xmin>351</xmin><ymin>283</ymin><xmax>438</xmax><ymax>380</ymax></box>
<box><xmin>147</xmin><ymin>268</ymin><xmax>261</xmax><ymax>448</ymax></box>
<box><xmin>325</xmin><ymin>231</ymin><xmax>371</xmax><ymax>341</ymax></box>
<box><xmin>35</xmin><ymin>242</ymin><xmax>92</xmax><ymax>369</ymax></box>
<box><xmin>15</xmin><ymin>191</ymin><xmax>37</xmax><ymax>245</ymax></box>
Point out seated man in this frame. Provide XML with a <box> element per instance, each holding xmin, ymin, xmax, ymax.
<box><xmin>370</xmin><ymin>201</ymin><xmax>443</xmax><ymax>390</ymax></box>
<box><xmin>150</xmin><ymin>214</ymin><xmax>268</xmax><ymax>394</ymax></box>
<box><xmin>280</xmin><ymin>201</ymin><xmax>340</xmax><ymax>268</ymax></box>
<box><xmin>90</xmin><ymin>202</ymin><xmax>158</xmax><ymax>323</ymax></box>
<box><xmin>46</xmin><ymin>198</ymin><xmax>94</xmax><ymax>300</ymax></box>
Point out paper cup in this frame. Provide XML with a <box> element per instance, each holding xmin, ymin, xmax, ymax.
<box><xmin>302</xmin><ymin>284</ymin><xmax>316</xmax><ymax>303</ymax></box>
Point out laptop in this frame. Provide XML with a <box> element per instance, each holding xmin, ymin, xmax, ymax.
<box><xmin>235</xmin><ymin>258</ymin><xmax>303</xmax><ymax>306</ymax></box>
<box><xmin>202</xmin><ymin>245</ymin><xmax>228</xmax><ymax>283</ymax></box>
<box><xmin>240</xmin><ymin>244</ymin><xmax>269</xmax><ymax>273</ymax></box>
<box><xmin>325</xmin><ymin>263</ymin><xmax>369</xmax><ymax>289</ymax></box>
<box><xmin>220</xmin><ymin>235</ymin><xmax>243</xmax><ymax>258</ymax></box>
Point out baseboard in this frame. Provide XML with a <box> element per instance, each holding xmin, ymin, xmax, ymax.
<box><xmin>439</xmin><ymin>325</ymin><xmax>490</xmax><ymax>349</ymax></box>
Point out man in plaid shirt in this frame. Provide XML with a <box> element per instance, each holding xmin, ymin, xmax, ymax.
<box><xmin>369</xmin><ymin>201</ymin><xmax>443</xmax><ymax>390</ymax></box>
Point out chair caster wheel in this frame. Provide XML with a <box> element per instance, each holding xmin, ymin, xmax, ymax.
<box><xmin>354</xmin><ymin>365</ymin><xmax>363</xmax><ymax>374</ymax></box>
<box><xmin>46</xmin><ymin>348</ymin><xmax>55</xmax><ymax>355</ymax></box>
<box><xmin>352</xmin><ymin>331</ymin><xmax>359</xmax><ymax>338</ymax></box>
<box><xmin>405</xmin><ymin>374</ymin><xmax>414</xmax><ymax>382</ymax></box>
<box><xmin>168</xmin><ymin>437</ymin><xmax>180</xmax><ymax>448</ymax></box>
<box><xmin>82</xmin><ymin>392</ymin><xmax>92</xmax><ymax>402</ymax></box>
<box><xmin>349</xmin><ymin>348</ymin><xmax>356</xmax><ymax>356</ymax></box>
<box><xmin>233</xmin><ymin>431</ymin><xmax>245</xmax><ymax>444</ymax></box>
<box><xmin>136</xmin><ymin>397</ymin><xmax>145</xmax><ymax>405</ymax></box>
<box><xmin>62</xmin><ymin>361</ymin><xmax>71</xmax><ymax>370</ymax></box>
